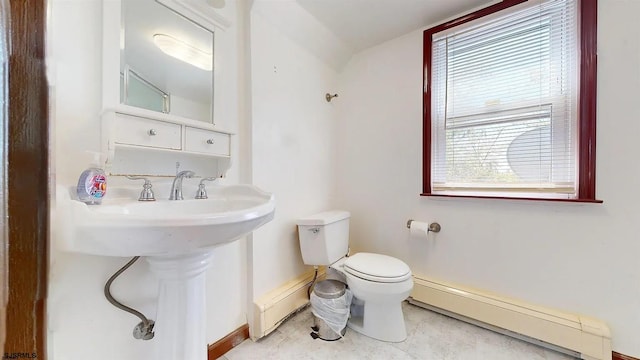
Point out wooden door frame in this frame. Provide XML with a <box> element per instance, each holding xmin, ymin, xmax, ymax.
<box><xmin>0</xmin><ymin>0</ymin><xmax>9</xmax><ymax>353</ymax></box>
<box><xmin>3</xmin><ymin>0</ymin><xmax>48</xmax><ymax>358</ymax></box>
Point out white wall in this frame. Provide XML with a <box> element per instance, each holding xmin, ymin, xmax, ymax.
<box><xmin>249</xmin><ymin>7</ymin><xmax>339</xmax><ymax>301</ymax></box>
<box><xmin>48</xmin><ymin>0</ymin><xmax>640</xmax><ymax>358</ymax></box>
<box><xmin>47</xmin><ymin>1</ymin><xmax>246</xmax><ymax>359</ymax></box>
<box><xmin>334</xmin><ymin>0</ymin><xmax>640</xmax><ymax>357</ymax></box>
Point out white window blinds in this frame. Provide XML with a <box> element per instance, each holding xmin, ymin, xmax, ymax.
<box><xmin>430</xmin><ymin>0</ymin><xmax>578</xmax><ymax>199</ymax></box>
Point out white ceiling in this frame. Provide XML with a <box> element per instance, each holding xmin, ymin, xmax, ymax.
<box><xmin>296</xmin><ymin>0</ymin><xmax>495</xmax><ymax>53</ymax></box>
<box><xmin>253</xmin><ymin>0</ymin><xmax>495</xmax><ymax>70</ymax></box>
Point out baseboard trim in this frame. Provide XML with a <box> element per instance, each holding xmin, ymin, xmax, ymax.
<box><xmin>410</xmin><ymin>275</ymin><xmax>611</xmax><ymax>360</ymax></box>
<box><xmin>613</xmin><ymin>352</ymin><xmax>640</xmax><ymax>360</ymax></box>
<box><xmin>252</xmin><ymin>267</ymin><xmax>326</xmax><ymax>339</ymax></box>
<box><xmin>207</xmin><ymin>324</ymin><xmax>250</xmax><ymax>360</ymax></box>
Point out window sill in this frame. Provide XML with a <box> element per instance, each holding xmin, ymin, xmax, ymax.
<box><xmin>420</xmin><ymin>193</ymin><xmax>603</xmax><ymax>204</ymax></box>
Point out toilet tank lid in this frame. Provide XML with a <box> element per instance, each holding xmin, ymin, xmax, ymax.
<box><xmin>297</xmin><ymin>210</ymin><xmax>350</xmax><ymax>225</ymax></box>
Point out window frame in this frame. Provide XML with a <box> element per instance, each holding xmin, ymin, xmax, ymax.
<box><xmin>422</xmin><ymin>0</ymin><xmax>600</xmax><ymax>203</ymax></box>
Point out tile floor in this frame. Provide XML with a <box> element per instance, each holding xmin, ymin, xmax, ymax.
<box><xmin>222</xmin><ymin>302</ymin><xmax>578</xmax><ymax>360</ymax></box>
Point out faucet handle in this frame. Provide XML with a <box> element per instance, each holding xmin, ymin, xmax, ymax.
<box><xmin>195</xmin><ymin>177</ymin><xmax>218</xmax><ymax>199</ymax></box>
<box><xmin>126</xmin><ymin>176</ymin><xmax>156</xmax><ymax>201</ymax></box>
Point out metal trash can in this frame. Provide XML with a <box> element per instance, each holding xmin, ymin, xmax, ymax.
<box><xmin>309</xmin><ymin>279</ymin><xmax>350</xmax><ymax>341</ymax></box>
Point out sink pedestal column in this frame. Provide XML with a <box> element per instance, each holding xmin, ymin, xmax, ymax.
<box><xmin>146</xmin><ymin>250</ymin><xmax>215</xmax><ymax>360</ymax></box>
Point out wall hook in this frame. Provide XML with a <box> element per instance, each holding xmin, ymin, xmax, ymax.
<box><xmin>325</xmin><ymin>93</ymin><xmax>338</xmax><ymax>102</ymax></box>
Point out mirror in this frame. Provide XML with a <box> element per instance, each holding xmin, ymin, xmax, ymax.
<box><xmin>121</xmin><ymin>0</ymin><xmax>214</xmax><ymax>123</ymax></box>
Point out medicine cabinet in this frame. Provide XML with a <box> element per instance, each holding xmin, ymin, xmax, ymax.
<box><xmin>101</xmin><ymin>0</ymin><xmax>233</xmax><ymax>177</ymax></box>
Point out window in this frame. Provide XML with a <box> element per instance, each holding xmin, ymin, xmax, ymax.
<box><xmin>423</xmin><ymin>0</ymin><xmax>599</xmax><ymax>202</ymax></box>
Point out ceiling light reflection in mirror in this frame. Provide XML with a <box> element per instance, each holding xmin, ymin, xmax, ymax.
<box><xmin>122</xmin><ymin>0</ymin><xmax>214</xmax><ymax>123</ymax></box>
<box><xmin>153</xmin><ymin>33</ymin><xmax>213</xmax><ymax>71</ymax></box>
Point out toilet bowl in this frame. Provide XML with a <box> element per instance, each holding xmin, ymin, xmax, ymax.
<box><xmin>297</xmin><ymin>210</ymin><xmax>413</xmax><ymax>342</ymax></box>
<box><xmin>332</xmin><ymin>253</ymin><xmax>413</xmax><ymax>342</ymax></box>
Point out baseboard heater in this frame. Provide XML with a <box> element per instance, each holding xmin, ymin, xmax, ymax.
<box><xmin>409</xmin><ymin>275</ymin><xmax>611</xmax><ymax>360</ymax></box>
<box><xmin>252</xmin><ymin>267</ymin><xmax>326</xmax><ymax>340</ymax></box>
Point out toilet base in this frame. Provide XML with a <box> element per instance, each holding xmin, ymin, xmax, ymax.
<box><xmin>347</xmin><ymin>299</ymin><xmax>407</xmax><ymax>343</ymax></box>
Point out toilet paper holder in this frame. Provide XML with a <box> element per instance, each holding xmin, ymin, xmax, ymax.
<box><xmin>406</xmin><ymin>219</ymin><xmax>441</xmax><ymax>233</ymax></box>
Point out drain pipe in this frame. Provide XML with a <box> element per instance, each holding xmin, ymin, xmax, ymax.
<box><xmin>104</xmin><ymin>256</ymin><xmax>155</xmax><ymax>340</ymax></box>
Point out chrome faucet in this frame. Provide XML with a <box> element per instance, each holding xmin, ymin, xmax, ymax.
<box><xmin>169</xmin><ymin>170</ymin><xmax>195</xmax><ymax>200</ymax></box>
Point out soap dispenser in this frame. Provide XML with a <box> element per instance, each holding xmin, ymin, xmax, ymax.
<box><xmin>76</xmin><ymin>152</ymin><xmax>107</xmax><ymax>205</ymax></box>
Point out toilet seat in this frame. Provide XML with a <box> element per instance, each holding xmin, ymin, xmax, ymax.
<box><xmin>343</xmin><ymin>253</ymin><xmax>411</xmax><ymax>283</ymax></box>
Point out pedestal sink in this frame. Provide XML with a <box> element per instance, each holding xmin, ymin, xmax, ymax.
<box><xmin>56</xmin><ymin>184</ymin><xmax>275</xmax><ymax>360</ymax></box>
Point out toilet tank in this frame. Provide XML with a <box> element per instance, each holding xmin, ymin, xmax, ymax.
<box><xmin>297</xmin><ymin>210</ymin><xmax>350</xmax><ymax>266</ymax></box>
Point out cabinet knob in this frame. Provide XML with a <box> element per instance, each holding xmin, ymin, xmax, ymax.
<box><xmin>206</xmin><ymin>139</ymin><xmax>215</xmax><ymax>144</ymax></box>
<box><xmin>148</xmin><ymin>129</ymin><xmax>157</xmax><ymax>136</ymax></box>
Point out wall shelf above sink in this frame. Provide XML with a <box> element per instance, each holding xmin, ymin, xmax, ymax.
<box><xmin>102</xmin><ymin>107</ymin><xmax>234</xmax><ymax>177</ymax></box>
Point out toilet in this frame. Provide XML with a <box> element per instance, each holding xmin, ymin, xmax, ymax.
<box><xmin>297</xmin><ymin>210</ymin><xmax>413</xmax><ymax>342</ymax></box>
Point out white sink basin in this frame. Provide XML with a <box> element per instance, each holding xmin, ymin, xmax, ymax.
<box><xmin>56</xmin><ymin>182</ymin><xmax>275</xmax><ymax>360</ymax></box>
<box><xmin>56</xmin><ymin>184</ymin><xmax>275</xmax><ymax>257</ymax></box>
